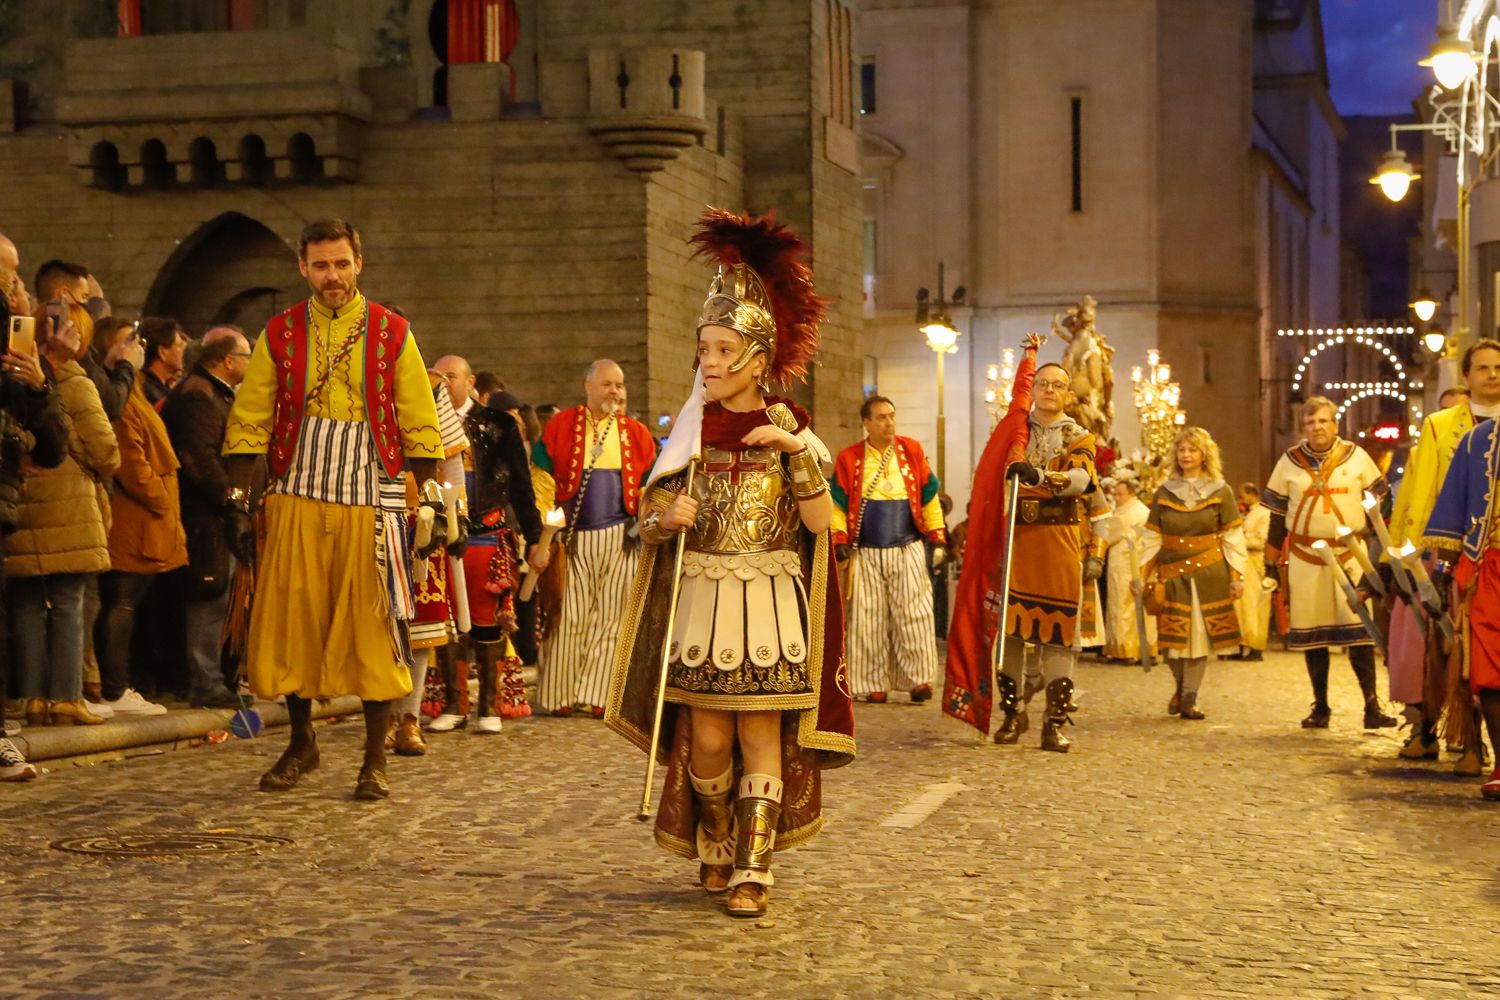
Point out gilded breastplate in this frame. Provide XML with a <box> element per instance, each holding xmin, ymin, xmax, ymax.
<box><xmin>689</xmin><ymin>446</ymin><xmax>800</xmax><ymax>555</ymax></box>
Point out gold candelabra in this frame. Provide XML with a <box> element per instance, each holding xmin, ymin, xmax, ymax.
<box><xmin>1130</xmin><ymin>349</ymin><xmax>1185</xmax><ymax>459</ymax></box>
<box><xmin>983</xmin><ymin>348</ymin><xmax>1018</xmax><ymax>425</ymax></box>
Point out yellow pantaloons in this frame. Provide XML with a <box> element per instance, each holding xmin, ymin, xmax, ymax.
<box><xmin>247</xmin><ymin>493</ymin><xmax>411</xmax><ymax>702</ymax></box>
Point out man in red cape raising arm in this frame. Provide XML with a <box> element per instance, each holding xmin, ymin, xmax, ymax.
<box><xmin>945</xmin><ymin>334</ymin><xmax>1099</xmax><ymax>753</ymax></box>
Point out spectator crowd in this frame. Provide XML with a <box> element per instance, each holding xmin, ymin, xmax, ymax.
<box><xmin>0</xmin><ymin>233</ymin><xmax>558</xmax><ymax>783</ymax></box>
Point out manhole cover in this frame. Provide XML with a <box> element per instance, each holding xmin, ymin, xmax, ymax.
<box><xmin>51</xmin><ymin>832</ymin><xmax>292</xmax><ymax>857</ymax></box>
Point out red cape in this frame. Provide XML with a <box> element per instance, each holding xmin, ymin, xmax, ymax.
<box><xmin>942</xmin><ymin>347</ymin><xmax>1038</xmax><ymax>735</ymax></box>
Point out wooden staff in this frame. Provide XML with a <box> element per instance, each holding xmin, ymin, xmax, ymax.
<box><xmin>638</xmin><ymin>459</ymin><xmax>698</xmax><ymax>821</ymax></box>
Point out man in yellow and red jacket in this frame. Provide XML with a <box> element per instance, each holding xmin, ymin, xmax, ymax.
<box><xmin>831</xmin><ymin>395</ymin><xmax>946</xmax><ymax>703</ymax></box>
<box><xmin>530</xmin><ymin>359</ymin><xmax>656</xmax><ymax>717</ymax></box>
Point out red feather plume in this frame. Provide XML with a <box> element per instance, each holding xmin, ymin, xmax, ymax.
<box><xmin>688</xmin><ymin>208</ymin><xmax>828</xmax><ymax>387</ymax></box>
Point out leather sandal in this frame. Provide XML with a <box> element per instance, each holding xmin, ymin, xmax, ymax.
<box><xmin>354</xmin><ymin>764</ymin><xmax>390</xmax><ymax>801</ymax></box>
<box><xmin>726</xmin><ymin>883</ymin><xmax>768</xmax><ymax>918</ymax></box>
<box><xmin>258</xmin><ymin>744</ymin><xmax>320</xmax><ymax>792</ymax></box>
<box><xmin>699</xmin><ymin>863</ymin><xmax>733</xmax><ymax>894</ymax></box>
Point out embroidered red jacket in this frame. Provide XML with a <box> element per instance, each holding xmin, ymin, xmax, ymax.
<box><xmin>830</xmin><ymin>434</ymin><xmax>945</xmax><ymax>547</ymax></box>
<box><xmin>531</xmin><ymin>405</ymin><xmax>657</xmax><ymax>516</ymax></box>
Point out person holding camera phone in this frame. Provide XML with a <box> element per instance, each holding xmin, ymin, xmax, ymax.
<box><xmin>0</xmin><ymin>280</ymin><xmax>71</xmax><ymax>778</ymax></box>
<box><xmin>4</xmin><ymin>298</ymin><xmax>119</xmax><ymax>732</ymax></box>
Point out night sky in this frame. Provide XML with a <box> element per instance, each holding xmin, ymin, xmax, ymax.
<box><xmin>1322</xmin><ymin>0</ymin><xmax>1434</xmax><ymax>115</ymax></box>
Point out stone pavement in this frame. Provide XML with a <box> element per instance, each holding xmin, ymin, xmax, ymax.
<box><xmin>1</xmin><ymin>649</ymin><xmax>1497</xmax><ymax>999</ymax></box>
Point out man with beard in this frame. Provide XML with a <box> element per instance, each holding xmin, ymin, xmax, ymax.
<box><xmin>531</xmin><ymin>360</ymin><xmax>656</xmax><ymax>716</ymax></box>
<box><xmin>221</xmin><ymin>218</ymin><xmax>445</xmax><ymax>800</ymax></box>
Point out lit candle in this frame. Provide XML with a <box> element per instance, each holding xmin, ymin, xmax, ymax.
<box><xmin>1131</xmin><ymin>366</ymin><xmax>1143</xmax><ymax>383</ymax></box>
<box><xmin>1361</xmin><ymin>491</ymin><xmax>1394</xmax><ymax>551</ymax></box>
<box><xmin>1397</xmin><ymin>541</ymin><xmax>1435</xmax><ymax>589</ymax></box>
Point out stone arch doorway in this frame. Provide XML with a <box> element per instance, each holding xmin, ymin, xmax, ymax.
<box><xmin>144</xmin><ymin>211</ymin><xmax>301</xmax><ymax>336</ymax></box>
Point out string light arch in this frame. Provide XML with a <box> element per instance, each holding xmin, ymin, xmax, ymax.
<box><xmin>1279</xmin><ymin>326</ymin><xmax>1425</xmax><ymax>429</ymax></box>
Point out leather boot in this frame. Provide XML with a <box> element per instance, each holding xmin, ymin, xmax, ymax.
<box><xmin>1362</xmin><ymin>696</ymin><xmax>1398</xmax><ymax>730</ymax></box>
<box><xmin>1040</xmin><ymin>677</ymin><xmax>1075</xmax><ymax>753</ymax></box>
<box><xmin>393</xmin><ymin>714</ymin><xmax>427</xmax><ymax>756</ymax></box>
<box><xmin>1303</xmin><ymin>649</ymin><xmax>1331</xmax><ymax>727</ymax></box>
<box><xmin>475</xmin><ymin>652</ymin><xmax>501</xmax><ymax>734</ymax></box>
<box><xmin>1177</xmin><ymin>691</ymin><xmax>1205</xmax><ymax>720</ymax></box>
<box><xmin>993</xmin><ymin>673</ymin><xmax>1027</xmax><ymax>744</ymax></box>
<box><xmin>690</xmin><ymin>767</ymin><xmax>735</xmax><ymax>894</ymax></box>
<box><xmin>726</xmin><ymin>774</ymin><xmax>782</xmax><ymax>918</ymax></box>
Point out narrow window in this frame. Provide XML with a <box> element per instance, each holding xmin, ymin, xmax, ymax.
<box><xmin>860</xmin><ymin>60</ymin><xmax>876</xmax><ymax>115</ymax></box>
<box><xmin>1070</xmin><ymin>95</ymin><xmax>1084</xmax><ymax>213</ymax></box>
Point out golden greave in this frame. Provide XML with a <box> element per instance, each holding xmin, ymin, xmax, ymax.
<box><xmin>689</xmin><ymin>765</ymin><xmax>736</xmax><ymax>866</ymax></box>
<box><xmin>727</xmin><ymin>773</ymin><xmax>782</xmax><ymax>890</ymax></box>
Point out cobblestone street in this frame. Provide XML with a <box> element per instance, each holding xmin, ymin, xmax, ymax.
<box><xmin>2</xmin><ymin>649</ymin><xmax>1497</xmax><ymax>999</ymax></box>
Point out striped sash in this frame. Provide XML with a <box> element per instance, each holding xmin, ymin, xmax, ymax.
<box><xmin>270</xmin><ymin>414</ymin><xmax>379</xmax><ymax>507</ymax></box>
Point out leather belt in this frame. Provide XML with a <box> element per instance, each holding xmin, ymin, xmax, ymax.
<box><xmin>1155</xmin><ymin>538</ymin><xmax>1224</xmax><ymax>583</ymax></box>
<box><xmin>1018</xmin><ymin>496</ymin><xmax>1079</xmax><ymax>526</ymax></box>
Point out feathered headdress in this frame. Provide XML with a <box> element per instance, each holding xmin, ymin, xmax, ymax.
<box><xmin>689</xmin><ymin>208</ymin><xmax>827</xmax><ymax>387</ymax></box>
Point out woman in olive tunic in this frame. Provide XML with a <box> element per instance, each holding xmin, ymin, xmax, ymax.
<box><xmin>1135</xmin><ymin>427</ymin><xmax>1246</xmax><ymax>719</ymax></box>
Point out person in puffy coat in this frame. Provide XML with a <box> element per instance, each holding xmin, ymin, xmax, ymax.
<box><xmin>6</xmin><ymin>302</ymin><xmax>119</xmax><ymax>726</ymax></box>
<box><xmin>94</xmin><ymin>317</ymin><xmax>188</xmax><ymax>717</ymax></box>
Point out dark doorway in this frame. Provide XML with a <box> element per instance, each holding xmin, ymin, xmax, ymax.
<box><xmin>143</xmin><ymin>212</ymin><xmax>300</xmax><ymax>336</ymax></box>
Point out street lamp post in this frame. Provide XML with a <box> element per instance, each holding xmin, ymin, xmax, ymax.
<box><xmin>1375</xmin><ymin>14</ymin><xmax>1500</xmax><ymax>352</ymax></box>
<box><xmin>917</xmin><ymin>262</ymin><xmax>965</xmax><ymax>486</ymax></box>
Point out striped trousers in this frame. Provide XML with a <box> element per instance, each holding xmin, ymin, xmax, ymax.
<box><xmin>537</xmin><ymin>522</ymin><xmax>635</xmax><ymax>711</ymax></box>
<box><xmin>848</xmin><ymin>539</ymin><xmax>939</xmax><ymax>696</ymax></box>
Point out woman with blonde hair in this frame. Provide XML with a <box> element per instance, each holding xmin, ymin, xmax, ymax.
<box><xmin>6</xmin><ymin>301</ymin><xmax>119</xmax><ymax>726</ymax></box>
<box><xmin>1133</xmin><ymin>426</ymin><xmax>1246</xmax><ymax>719</ymax></box>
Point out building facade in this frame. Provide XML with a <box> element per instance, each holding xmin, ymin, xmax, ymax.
<box><xmin>856</xmin><ymin>0</ymin><xmax>1344</xmax><ymax>508</ymax></box>
<box><xmin>0</xmin><ymin>0</ymin><xmax>865</xmax><ymax>442</ymax></box>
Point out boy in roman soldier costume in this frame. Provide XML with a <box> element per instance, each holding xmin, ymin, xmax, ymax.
<box><xmin>607</xmin><ymin>209</ymin><xmax>854</xmax><ymax>919</ymax></box>
<box><xmin>222</xmin><ymin>218</ymin><xmax>447</xmax><ymax>800</ymax></box>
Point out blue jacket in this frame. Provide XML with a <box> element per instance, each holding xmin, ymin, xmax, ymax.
<box><xmin>1424</xmin><ymin>417</ymin><xmax>1500</xmax><ymax>563</ymax></box>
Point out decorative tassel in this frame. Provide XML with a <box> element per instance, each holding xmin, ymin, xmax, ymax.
<box><xmin>497</xmin><ymin>636</ymin><xmax>531</xmax><ymax>718</ymax></box>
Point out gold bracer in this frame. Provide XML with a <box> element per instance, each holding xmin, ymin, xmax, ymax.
<box><xmin>733</xmin><ymin>790</ymin><xmax>781</xmax><ymax>877</ymax></box>
<box><xmin>687</xmin><ymin>447</ymin><xmax>801</xmax><ymax>555</ymax></box>
<box><xmin>697</xmin><ymin>262</ymin><xmax>778</xmax><ymax>374</ymax></box>
<box><xmin>787</xmin><ymin>447</ymin><xmax>827</xmax><ymax>500</ymax></box>
<box><xmin>690</xmin><ymin>768</ymin><xmax>736</xmax><ymax>867</ymax></box>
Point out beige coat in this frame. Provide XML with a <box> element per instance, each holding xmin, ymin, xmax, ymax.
<box><xmin>4</xmin><ymin>360</ymin><xmax>119</xmax><ymax>578</ymax></box>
